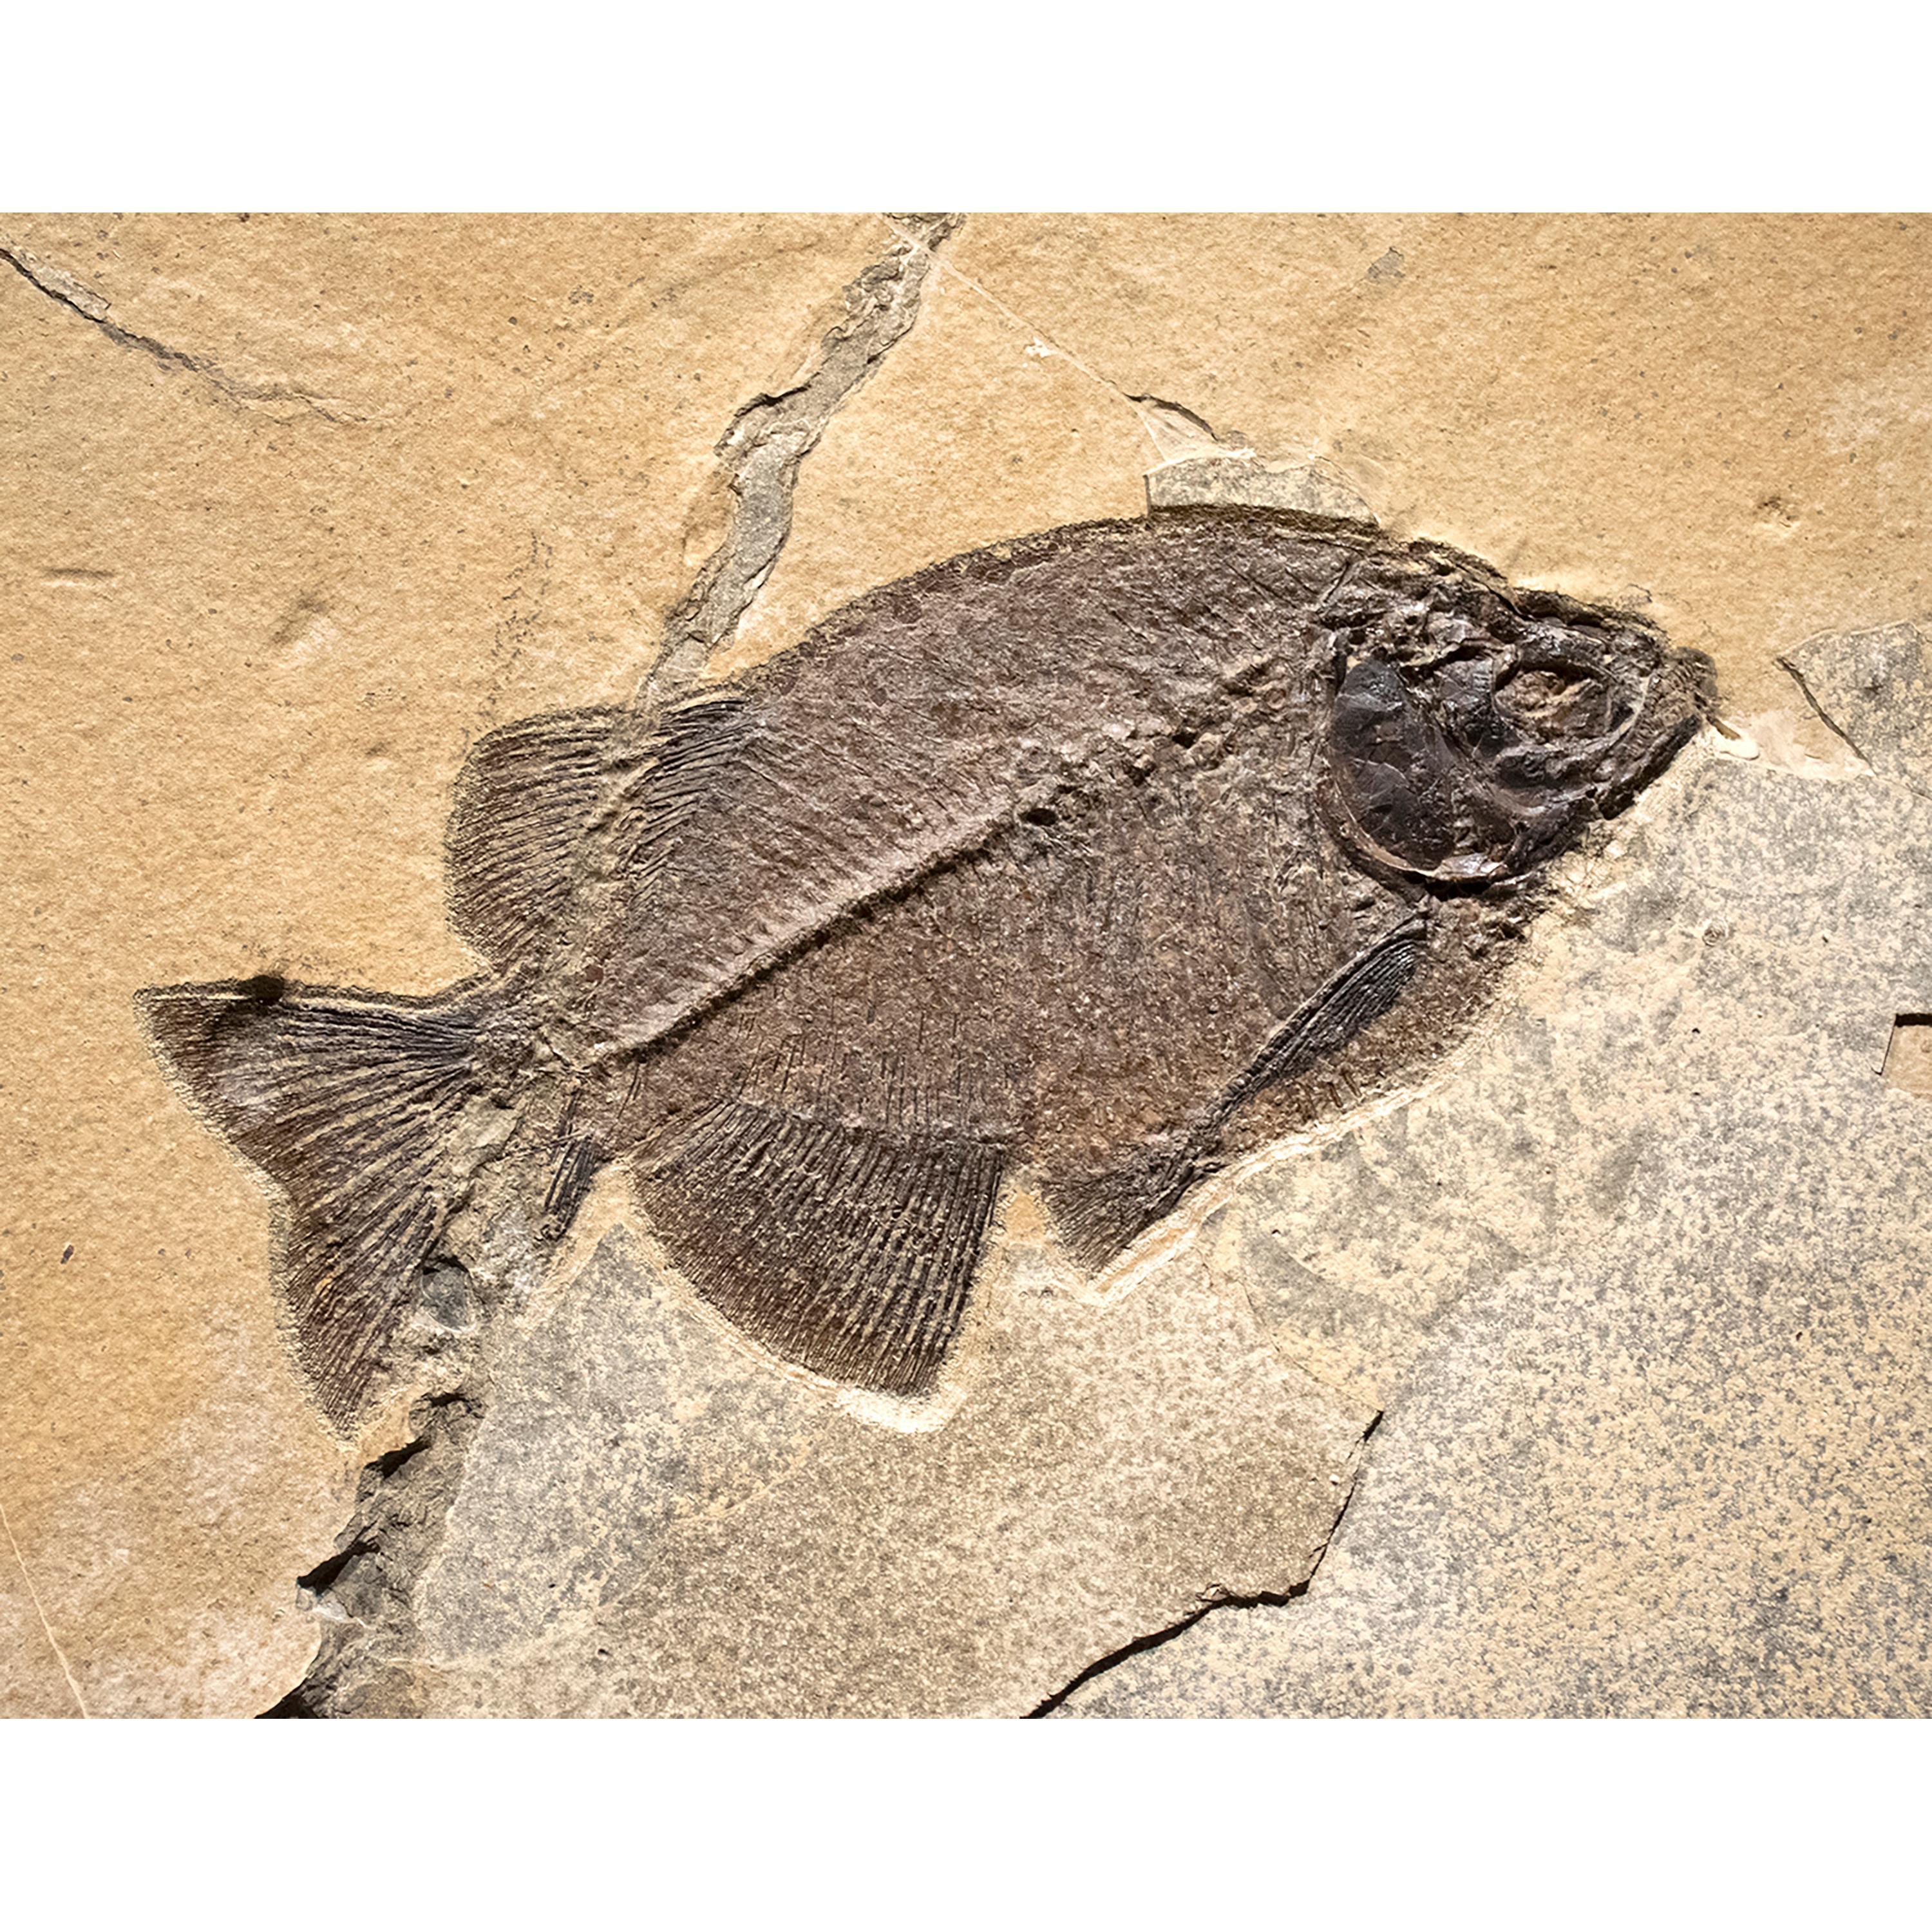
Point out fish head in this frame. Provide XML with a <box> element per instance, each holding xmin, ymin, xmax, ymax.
<box><xmin>1320</xmin><ymin>551</ymin><xmax>1716</xmax><ymax>887</ymax></box>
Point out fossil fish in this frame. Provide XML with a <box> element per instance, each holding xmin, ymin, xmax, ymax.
<box><xmin>141</xmin><ymin>509</ymin><xmax>1713</xmax><ymax>1428</ymax></box>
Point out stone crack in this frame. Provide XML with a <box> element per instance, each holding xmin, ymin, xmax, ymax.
<box><xmin>1025</xmin><ymin>1410</ymin><xmax>1383</xmax><ymax>1718</ymax></box>
<box><xmin>1776</xmin><ymin>653</ymin><xmax>1873</xmax><ymax>770</ymax></box>
<box><xmin>639</xmin><ymin>213</ymin><xmax>963</xmax><ymax>708</ymax></box>
<box><xmin>0</xmin><ymin>239</ymin><xmax>371</xmax><ymax>425</ymax></box>
<box><xmin>0</xmin><ymin>1492</ymin><xmax>89</xmax><ymax>1719</ymax></box>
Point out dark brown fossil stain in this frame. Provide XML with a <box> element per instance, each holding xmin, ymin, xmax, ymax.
<box><xmin>140</xmin><ymin>508</ymin><xmax>1714</xmax><ymax>1427</ymax></box>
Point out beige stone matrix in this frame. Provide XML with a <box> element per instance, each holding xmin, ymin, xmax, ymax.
<box><xmin>3</xmin><ymin>215</ymin><xmax>1927</xmax><ymax>1717</ymax></box>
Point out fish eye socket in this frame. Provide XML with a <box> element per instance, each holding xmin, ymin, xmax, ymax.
<box><xmin>1492</xmin><ymin>661</ymin><xmax>1614</xmax><ymax>740</ymax></box>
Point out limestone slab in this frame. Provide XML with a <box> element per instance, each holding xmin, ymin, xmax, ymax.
<box><xmin>5</xmin><ymin>216</ymin><xmax>1929</xmax><ymax>1718</ymax></box>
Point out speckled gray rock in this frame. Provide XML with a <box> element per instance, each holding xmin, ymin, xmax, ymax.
<box><xmin>415</xmin><ymin>1233</ymin><xmax>824</xmax><ymax>1653</ymax></box>
<box><xmin>1054</xmin><ymin>710</ymin><xmax>1932</xmax><ymax>1717</ymax></box>
<box><xmin>1788</xmin><ymin>618</ymin><xmax>1932</xmax><ymax>791</ymax></box>
<box><xmin>381</xmin><ymin>1210</ymin><xmax>1371</xmax><ymax>1717</ymax></box>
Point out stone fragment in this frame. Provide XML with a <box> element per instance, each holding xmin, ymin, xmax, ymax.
<box><xmin>361</xmin><ymin>1217</ymin><xmax>1374</xmax><ymax>1718</ymax></box>
<box><xmin>1145</xmin><ymin>454</ymin><xmax>1377</xmax><ymax>527</ymax></box>
<box><xmin>1786</xmin><ymin>618</ymin><xmax>1932</xmax><ymax>791</ymax></box>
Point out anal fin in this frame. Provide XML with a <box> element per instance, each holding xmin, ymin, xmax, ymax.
<box><xmin>632</xmin><ymin>1100</ymin><xmax>1005</xmax><ymax>1399</ymax></box>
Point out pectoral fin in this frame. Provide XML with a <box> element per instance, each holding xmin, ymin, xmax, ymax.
<box><xmin>1045</xmin><ymin>916</ymin><xmax>1429</xmax><ymax>1267</ymax></box>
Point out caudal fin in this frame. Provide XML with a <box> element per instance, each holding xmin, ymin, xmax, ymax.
<box><xmin>138</xmin><ymin>976</ymin><xmax>485</xmax><ymax>1430</ymax></box>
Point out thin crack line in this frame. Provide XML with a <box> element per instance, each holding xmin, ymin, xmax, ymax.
<box><xmin>1776</xmin><ymin>654</ymin><xmax>1873</xmax><ymax>769</ymax></box>
<box><xmin>897</xmin><ymin>238</ymin><xmax>1170</xmax><ymax>461</ymax></box>
<box><xmin>0</xmin><ymin>1493</ymin><xmax>89</xmax><ymax>1718</ymax></box>
<box><xmin>896</xmin><ymin>227</ymin><xmax>1262</xmax><ymax>471</ymax></box>
<box><xmin>0</xmin><ymin>240</ymin><xmax>369</xmax><ymax>425</ymax></box>
<box><xmin>1023</xmin><ymin>1588</ymin><xmax>1296</xmax><ymax>1719</ymax></box>
<box><xmin>1774</xmin><ymin>639</ymin><xmax>1932</xmax><ymax>803</ymax></box>
<box><xmin>1025</xmin><ymin>1410</ymin><xmax>1383</xmax><ymax>1718</ymax></box>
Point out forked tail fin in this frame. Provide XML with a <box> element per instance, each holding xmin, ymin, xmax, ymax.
<box><xmin>138</xmin><ymin>977</ymin><xmax>486</xmax><ymax>1430</ymax></box>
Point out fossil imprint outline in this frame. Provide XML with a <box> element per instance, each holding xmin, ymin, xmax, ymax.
<box><xmin>138</xmin><ymin>226</ymin><xmax>1715</xmax><ymax>1432</ymax></box>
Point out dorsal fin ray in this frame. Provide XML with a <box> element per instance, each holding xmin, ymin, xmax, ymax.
<box><xmin>445</xmin><ymin>697</ymin><xmax>750</xmax><ymax>972</ymax></box>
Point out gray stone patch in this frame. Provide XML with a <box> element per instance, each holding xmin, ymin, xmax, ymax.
<box><xmin>415</xmin><ymin>1229</ymin><xmax>824</xmax><ymax>1653</ymax></box>
<box><xmin>1054</xmin><ymin>726</ymin><xmax>1932</xmax><ymax>1718</ymax></box>
<box><xmin>1787</xmin><ymin>617</ymin><xmax>1932</xmax><ymax>790</ymax></box>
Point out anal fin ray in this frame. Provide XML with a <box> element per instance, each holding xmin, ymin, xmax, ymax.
<box><xmin>633</xmin><ymin>1099</ymin><xmax>1005</xmax><ymax>1399</ymax></box>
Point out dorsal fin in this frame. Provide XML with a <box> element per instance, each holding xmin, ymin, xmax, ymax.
<box><xmin>446</xmin><ymin>706</ymin><xmax>627</xmax><ymax>969</ymax></box>
<box><xmin>445</xmin><ymin>697</ymin><xmax>750</xmax><ymax>972</ymax></box>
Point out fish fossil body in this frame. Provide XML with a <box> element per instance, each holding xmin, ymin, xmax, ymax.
<box><xmin>142</xmin><ymin>508</ymin><xmax>1713</xmax><ymax>1428</ymax></box>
